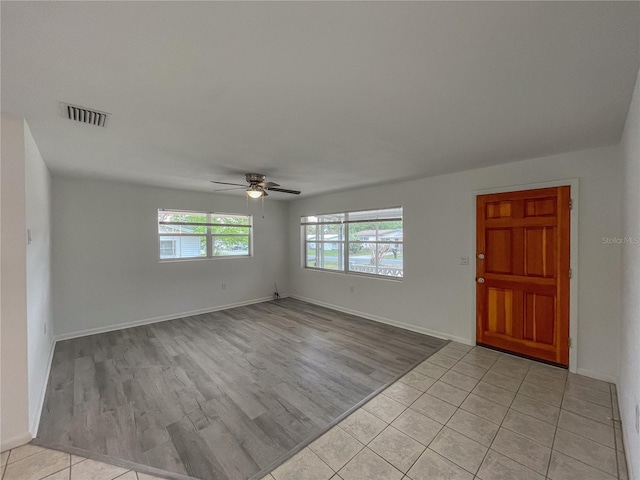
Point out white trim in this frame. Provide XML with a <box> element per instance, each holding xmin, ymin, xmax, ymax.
<box><xmin>1</xmin><ymin>432</ymin><xmax>32</xmax><ymax>453</ymax></box>
<box><xmin>157</xmin><ymin>210</ymin><xmax>253</xmax><ymax>262</ymax></box>
<box><xmin>55</xmin><ymin>296</ymin><xmax>279</xmax><ymax>342</ymax></box>
<box><xmin>289</xmin><ymin>294</ymin><xmax>472</xmax><ymax>345</ymax></box>
<box><xmin>471</xmin><ymin>179</ymin><xmax>579</xmax><ymax>373</ymax></box>
<box><xmin>29</xmin><ymin>338</ymin><xmax>56</xmax><ymax>437</ymax></box>
<box><xmin>302</xmin><ymin>207</ymin><xmax>404</xmax><ymax>279</ymax></box>
<box><xmin>576</xmin><ymin>368</ymin><xmax>617</xmax><ymax>385</ymax></box>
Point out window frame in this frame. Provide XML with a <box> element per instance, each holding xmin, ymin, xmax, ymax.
<box><xmin>301</xmin><ymin>206</ymin><xmax>403</xmax><ymax>280</ymax></box>
<box><xmin>158</xmin><ymin>209</ymin><xmax>252</xmax><ymax>262</ymax></box>
<box><xmin>159</xmin><ymin>239</ymin><xmax>177</xmax><ymax>257</ymax></box>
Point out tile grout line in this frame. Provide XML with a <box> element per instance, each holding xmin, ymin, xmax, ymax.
<box><xmin>113</xmin><ymin>469</ymin><xmax>135</xmax><ymax>479</ymax></box>
<box><xmin>420</xmin><ymin>348</ymin><xmax>503</xmax><ymax>477</ymax></box>
<box><xmin>545</xmin><ymin>373</ymin><xmax>567</xmax><ymax>478</ymax></box>
<box><xmin>334</xmin><ymin>413</ymin><xmax>404</xmax><ymax>479</ymax></box>
<box><xmin>359</xmin><ymin>446</ymin><xmax>405</xmax><ymax>479</ymax></box>
<box><xmin>454</xmin><ymin>352</ymin><xmax>586</xmax><ymax>478</ymax></box>
<box><xmin>388</xmin><ymin>347</ymin><xmax>475</xmax><ymax>479</ymax></box>
<box><xmin>451</xmin><ymin>350</ymin><xmax>542</xmax><ymax>475</ymax></box>
<box><xmin>4</xmin><ymin>448</ymin><xmax>71</xmax><ymax>480</ymax></box>
<box><xmin>433</xmin><ymin>351</ymin><xmax>494</xmax><ymax>477</ymax></box>
<box><xmin>388</xmin><ymin>419</ymin><xmax>439</xmax><ymax>478</ymax></box>
<box><xmin>310</xmin><ymin>424</ymin><xmax>365</xmax><ymax>476</ymax></box>
<box><xmin>350</xmin><ymin>346</ymin><xmax>474</xmax><ymax>479</ymax></box>
<box><xmin>553</xmin><ymin>381</ymin><xmax>622</xmax><ymax>478</ymax></box>
<box><xmin>5</xmin><ymin>448</ymin><xmax>43</xmax><ymax>467</ymax></box>
<box><xmin>1</xmin><ymin>450</ymin><xmax>7</xmax><ymax>480</ymax></box>
<box><xmin>312</xmin><ymin>405</ymin><xmax>403</xmax><ymax>479</ymax></box>
<box><xmin>473</xmin><ymin>355</ymin><xmax>530</xmax><ymax>479</ymax></box>
<box><xmin>38</xmin><ymin>464</ymin><xmax>70</xmax><ymax>480</ymax></box>
<box><xmin>386</xmin><ymin>376</ymin><xmax>447</xmax><ymax>477</ymax></box>
<box><xmin>359</xmin><ymin>398</ymin><xmax>416</xmax><ymax>477</ymax></box>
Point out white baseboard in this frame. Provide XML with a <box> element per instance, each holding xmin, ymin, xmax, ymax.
<box><xmin>55</xmin><ymin>296</ymin><xmax>279</xmax><ymax>342</ymax></box>
<box><xmin>29</xmin><ymin>338</ymin><xmax>56</xmax><ymax>437</ymax></box>
<box><xmin>289</xmin><ymin>296</ymin><xmax>622</xmax><ymax>385</ymax></box>
<box><xmin>289</xmin><ymin>294</ymin><xmax>472</xmax><ymax>345</ymax></box>
<box><xmin>1</xmin><ymin>432</ymin><xmax>32</xmax><ymax>453</ymax></box>
<box><xmin>577</xmin><ymin>368</ymin><xmax>617</xmax><ymax>385</ymax></box>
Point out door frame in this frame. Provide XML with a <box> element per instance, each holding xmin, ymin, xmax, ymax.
<box><xmin>470</xmin><ymin>179</ymin><xmax>579</xmax><ymax>373</ymax></box>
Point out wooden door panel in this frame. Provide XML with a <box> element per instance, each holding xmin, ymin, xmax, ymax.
<box><xmin>485</xmin><ymin>229</ymin><xmax>513</xmax><ymax>274</ymax></box>
<box><xmin>524</xmin><ymin>292</ymin><xmax>555</xmax><ymax>345</ymax></box>
<box><xmin>486</xmin><ymin>287</ymin><xmax>514</xmax><ymax>335</ymax></box>
<box><xmin>477</xmin><ymin>186</ymin><xmax>570</xmax><ymax>366</ymax></box>
<box><xmin>524</xmin><ymin>227</ymin><xmax>556</xmax><ymax>278</ymax></box>
<box><xmin>486</xmin><ymin>201</ymin><xmax>513</xmax><ymax>219</ymax></box>
<box><xmin>483</xmin><ymin>285</ymin><xmax>556</xmax><ymax>340</ymax></box>
<box><xmin>524</xmin><ymin>197</ymin><xmax>557</xmax><ymax>217</ymax></box>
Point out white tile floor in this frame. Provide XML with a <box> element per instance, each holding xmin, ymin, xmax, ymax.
<box><xmin>0</xmin><ymin>444</ymin><xmax>166</xmax><ymax>480</ymax></box>
<box><xmin>1</xmin><ymin>344</ymin><xmax>630</xmax><ymax>480</ymax></box>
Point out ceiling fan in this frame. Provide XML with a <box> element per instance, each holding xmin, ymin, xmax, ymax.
<box><xmin>211</xmin><ymin>173</ymin><xmax>301</xmax><ymax>198</ymax></box>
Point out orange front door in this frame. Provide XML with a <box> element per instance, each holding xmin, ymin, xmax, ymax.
<box><xmin>476</xmin><ymin>186</ymin><xmax>570</xmax><ymax>366</ymax></box>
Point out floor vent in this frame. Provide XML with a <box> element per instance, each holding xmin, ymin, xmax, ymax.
<box><xmin>62</xmin><ymin>103</ymin><xmax>109</xmax><ymax>127</ymax></box>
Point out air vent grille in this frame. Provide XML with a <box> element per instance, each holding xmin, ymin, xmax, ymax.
<box><xmin>62</xmin><ymin>103</ymin><xmax>109</xmax><ymax>127</ymax></box>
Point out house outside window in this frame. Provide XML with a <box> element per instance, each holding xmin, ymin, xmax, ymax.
<box><xmin>159</xmin><ymin>239</ymin><xmax>176</xmax><ymax>257</ymax></box>
<box><xmin>301</xmin><ymin>207</ymin><xmax>403</xmax><ymax>278</ymax></box>
<box><xmin>158</xmin><ymin>209</ymin><xmax>252</xmax><ymax>261</ymax></box>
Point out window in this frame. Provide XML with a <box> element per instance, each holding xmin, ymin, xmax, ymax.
<box><xmin>302</xmin><ymin>207</ymin><xmax>403</xmax><ymax>278</ymax></box>
<box><xmin>158</xmin><ymin>210</ymin><xmax>252</xmax><ymax>261</ymax></box>
<box><xmin>159</xmin><ymin>239</ymin><xmax>176</xmax><ymax>257</ymax></box>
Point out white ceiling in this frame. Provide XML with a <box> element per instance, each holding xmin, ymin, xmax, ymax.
<box><xmin>2</xmin><ymin>2</ymin><xmax>639</xmax><ymax>198</ymax></box>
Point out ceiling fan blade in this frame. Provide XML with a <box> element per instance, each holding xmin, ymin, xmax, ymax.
<box><xmin>259</xmin><ymin>181</ymin><xmax>280</xmax><ymax>188</ymax></box>
<box><xmin>212</xmin><ymin>187</ymin><xmax>247</xmax><ymax>192</ymax></box>
<box><xmin>210</xmin><ymin>181</ymin><xmax>246</xmax><ymax>187</ymax></box>
<box><xmin>267</xmin><ymin>187</ymin><xmax>301</xmax><ymax>195</ymax></box>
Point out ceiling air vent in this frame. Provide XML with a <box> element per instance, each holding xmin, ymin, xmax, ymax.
<box><xmin>62</xmin><ymin>103</ymin><xmax>109</xmax><ymax>127</ymax></box>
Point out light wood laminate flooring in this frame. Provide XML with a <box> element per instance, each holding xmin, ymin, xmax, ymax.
<box><xmin>37</xmin><ymin>298</ymin><xmax>447</xmax><ymax>480</ymax></box>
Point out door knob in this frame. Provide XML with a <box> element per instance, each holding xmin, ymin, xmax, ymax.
<box><xmin>477</xmin><ymin>277</ymin><xmax>485</xmax><ymax>284</ymax></box>
<box><xmin>478</xmin><ymin>253</ymin><xmax>485</xmax><ymax>259</ymax></box>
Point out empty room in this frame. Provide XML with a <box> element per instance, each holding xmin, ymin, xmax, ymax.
<box><xmin>1</xmin><ymin>2</ymin><xmax>639</xmax><ymax>480</ymax></box>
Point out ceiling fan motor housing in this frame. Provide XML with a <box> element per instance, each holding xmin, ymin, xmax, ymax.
<box><xmin>246</xmin><ymin>173</ymin><xmax>266</xmax><ymax>184</ymax></box>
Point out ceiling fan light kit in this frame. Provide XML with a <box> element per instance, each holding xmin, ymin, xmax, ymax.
<box><xmin>247</xmin><ymin>186</ymin><xmax>265</xmax><ymax>198</ymax></box>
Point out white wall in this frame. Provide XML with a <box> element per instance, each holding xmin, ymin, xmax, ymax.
<box><xmin>0</xmin><ymin>114</ymin><xmax>30</xmax><ymax>451</ymax></box>
<box><xmin>619</xmin><ymin>68</ymin><xmax>640</xmax><ymax>479</ymax></box>
<box><xmin>52</xmin><ymin>177</ymin><xmax>290</xmax><ymax>337</ymax></box>
<box><xmin>289</xmin><ymin>145</ymin><xmax>622</xmax><ymax>382</ymax></box>
<box><xmin>24</xmin><ymin>122</ymin><xmax>55</xmax><ymax>436</ymax></box>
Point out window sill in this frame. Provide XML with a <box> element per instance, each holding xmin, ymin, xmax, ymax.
<box><xmin>159</xmin><ymin>255</ymin><xmax>253</xmax><ymax>263</ymax></box>
<box><xmin>302</xmin><ymin>266</ymin><xmax>403</xmax><ymax>282</ymax></box>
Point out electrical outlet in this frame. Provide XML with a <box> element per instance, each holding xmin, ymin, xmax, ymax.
<box><xmin>460</xmin><ymin>256</ymin><xmax>469</xmax><ymax>265</ymax></box>
<box><xmin>349</xmin><ymin>285</ymin><xmax>355</xmax><ymax>293</ymax></box>
<box><xmin>222</xmin><ymin>283</ymin><xmax>227</xmax><ymax>290</ymax></box>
